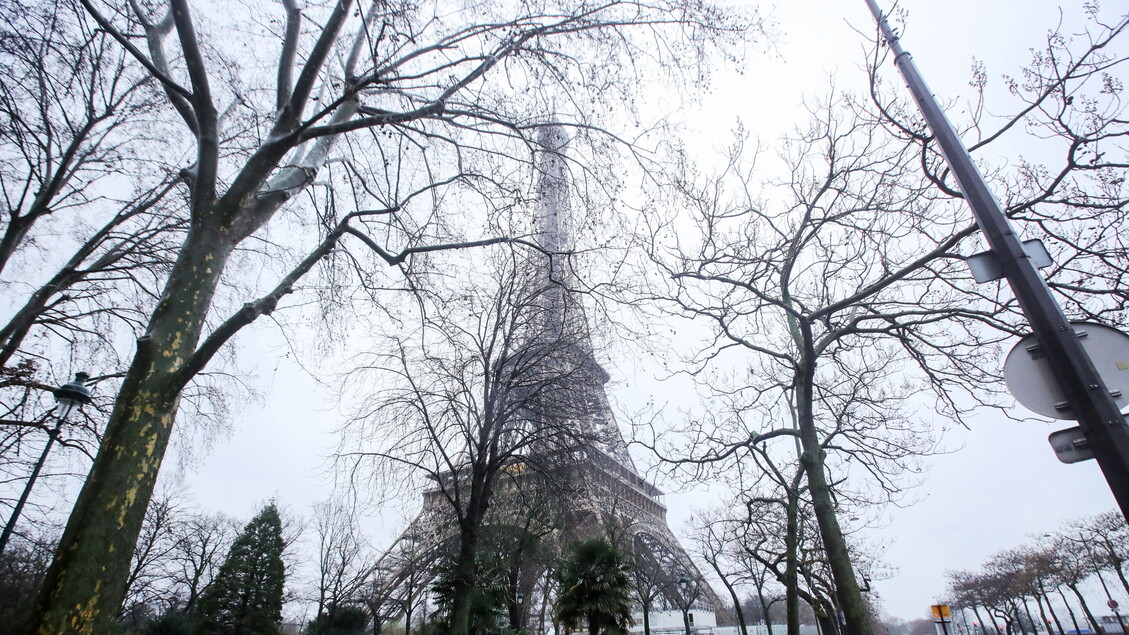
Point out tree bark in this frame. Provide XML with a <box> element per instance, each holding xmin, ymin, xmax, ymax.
<box><xmin>1056</xmin><ymin>587</ymin><xmax>1083</xmax><ymax>635</ymax></box>
<box><xmin>27</xmin><ymin>223</ymin><xmax>235</xmax><ymax>634</ymax></box>
<box><xmin>1037</xmin><ymin>584</ymin><xmax>1065</xmax><ymax>635</ymax></box>
<box><xmin>794</xmin><ymin>325</ymin><xmax>872</xmax><ymax>635</ymax></box>
<box><xmin>447</xmin><ymin>468</ymin><xmax>494</xmax><ymax>635</ymax></box>
<box><xmin>1068</xmin><ymin>583</ymin><xmax>1103</xmax><ymax>634</ymax></box>
<box><xmin>785</xmin><ymin>490</ymin><xmax>801</xmax><ymax>635</ymax></box>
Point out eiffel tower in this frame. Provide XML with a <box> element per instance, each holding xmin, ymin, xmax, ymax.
<box><xmin>368</xmin><ymin>122</ymin><xmax>722</xmax><ymax>632</ymax></box>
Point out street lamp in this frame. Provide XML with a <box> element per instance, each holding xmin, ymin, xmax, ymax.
<box><xmin>678</xmin><ymin>576</ymin><xmax>693</xmax><ymax>635</ymax></box>
<box><xmin>0</xmin><ymin>372</ymin><xmax>92</xmax><ymax>556</ymax></box>
<box><xmin>401</xmin><ymin>533</ymin><xmax>425</xmax><ymax>635</ymax></box>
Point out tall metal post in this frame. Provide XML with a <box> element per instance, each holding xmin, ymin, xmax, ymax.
<box><xmin>0</xmin><ymin>415</ymin><xmax>64</xmax><ymax>556</ymax></box>
<box><xmin>865</xmin><ymin>0</ymin><xmax>1129</xmax><ymax>520</ymax></box>
<box><xmin>0</xmin><ymin>373</ymin><xmax>92</xmax><ymax>556</ymax></box>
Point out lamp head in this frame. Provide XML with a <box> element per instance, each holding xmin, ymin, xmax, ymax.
<box><xmin>54</xmin><ymin>372</ymin><xmax>92</xmax><ymax>419</ymax></box>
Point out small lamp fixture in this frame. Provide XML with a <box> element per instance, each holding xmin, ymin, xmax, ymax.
<box><xmin>516</xmin><ymin>592</ymin><xmax>524</xmax><ymax>605</ymax></box>
<box><xmin>54</xmin><ymin>372</ymin><xmax>92</xmax><ymax>420</ymax></box>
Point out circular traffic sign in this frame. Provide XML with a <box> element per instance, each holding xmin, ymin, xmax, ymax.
<box><xmin>1004</xmin><ymin>323</ymin><xmax>1129</xmax><ymax>419</ymax></box>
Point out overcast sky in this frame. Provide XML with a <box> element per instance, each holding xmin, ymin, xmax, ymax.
<box><xmin>175</xmin><ymin>0</ymin><xmax>1129</xmax><ymax>623</ymax></box>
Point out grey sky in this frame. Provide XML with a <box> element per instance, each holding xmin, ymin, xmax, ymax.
<box><xmin>174</xmin><ymin>0</ymin><xmax>1129</xmax><ymax>623</ymax></box>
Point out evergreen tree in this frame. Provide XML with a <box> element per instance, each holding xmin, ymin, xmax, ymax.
<box><xmin>428</xmin><ymin>548</ymin><xmax>508</xmax><ymax>634</ymax></box>
<box><xmin>554</xmin><ymin>537</ymin><xmax>635</xmax><ymax>635</ymax></box>
<box><xmin>306</xmin><ymin>604</ymin><xmax>367</xmax><ymax>635</ymax></box>
<box><xmin>195</xmin><ymin>503</ymin><xmax>286</xmax><ymax>634</ymax></box>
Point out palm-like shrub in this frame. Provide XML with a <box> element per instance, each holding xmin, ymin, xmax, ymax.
<box><xmin>554</xmin><ymin>537</ymin><xmax>635</xmax><ymax>635</ymax></box>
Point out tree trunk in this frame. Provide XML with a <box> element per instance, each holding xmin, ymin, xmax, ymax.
<box><xmin>27</xmin><ymin>223</ymin><xmax>236</xmax><ymax>634</ymax></box>
<box><xmin>819</xmin><ymin>614</ymin><xmax>840</xmax><ymax>635</ymax></box>
<box><xmin>1068</xmin><ymin>583</ymin><xmax>1102</xmax><ymax>634</ymax></box>
<box><xmin>708</xmin><ymin>551</ymin><xmax>748</xmax><ymax>635</ymax></box>
<box><xmin>988</xmin><ymin>610</ymin><xmax>1004</xmax><ymax>635</ymax></box>
<box><xmin>1023</xmin><ymin>599</ymin><xmax>1040</xmax><ymax>635</ymax></box>
<box><xmin>794</xmin><ymin>330</ymin><xmax>872</xmax><ymax>635</ymax></box>
<box><xmin>1056</xmin><ymin>587</ymin><xmax>1083</xmax><ymax>635</ymax></box>
<box><xmin>1038</xmin><ymin>585</ymin><xmax>1065</xmax><ymax>635</ymax></box>
<box><xmin>447</xmin><ymin>524</ymin><xmax>479</xmax><ymax>635</ymax></box>
<box><xmin>971</xmin><ymin>605</ymin><xmax>990</xmax><ymax>635</ymax></box>
<box><xmin>1113</xmin><ymin>562</ymin><xmax>1129</xmax><ymax>602</ymax></box>
<box><xmin>447</xmin><ymin>469</ymin><xmax>494</xmax><ymax>635</ymax></box>
<box><xmin>785</xmin><ymin>490</ymin><xmax>801</xmax><ymax>635</ymax></box>
<box><xmin>759</xmin><ymin>589</ymin><xmax>774</xmax><ymax>635</ymax></box>
<box><xmin>0</xmin><ymin>215</ymin><xmax>35</xmax><ymax>277</ymax></box>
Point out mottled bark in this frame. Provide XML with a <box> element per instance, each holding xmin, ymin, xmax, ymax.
<box><xmin>27</xmin><ymin>224</ymin><xmax>235</xmax><ymax>634</ymax></box>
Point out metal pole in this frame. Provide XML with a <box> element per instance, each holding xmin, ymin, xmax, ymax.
<box><xmin>865</xmin><ymin>0</ymin><xmax>1129</xmax><ymax>521</ymax></box>
<box><xmin>0</xmin><ymin>415</ymin><xmax>63</xmax><ymax>556</ymax></box>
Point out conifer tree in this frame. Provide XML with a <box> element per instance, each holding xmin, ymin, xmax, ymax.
<box><xmin>195</xmin><ymin>503</ymin><xmax>286</xmax><ymax>634</ymax></box>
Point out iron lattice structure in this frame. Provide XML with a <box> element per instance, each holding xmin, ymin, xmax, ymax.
<box><xmin>368</xmin><ymin>123</ymin><xmax>722</xmax><ymax>629</ymax></box>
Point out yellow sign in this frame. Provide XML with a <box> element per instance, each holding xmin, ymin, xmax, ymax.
<box><xmin>931</xmin><ymin>605</ymin><xmax>952</xmax><ymax>621</ymax></box>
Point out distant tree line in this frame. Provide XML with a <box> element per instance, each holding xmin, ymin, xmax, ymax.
<box><xmin>945</xmin><ymin>511</ymin><xmax>1129</xmax><ymax>635</ymax></box>
<box><xmin>0</xmin><ymin>500</ymin><xmax>287</xmax><ymax>634</ymax></box>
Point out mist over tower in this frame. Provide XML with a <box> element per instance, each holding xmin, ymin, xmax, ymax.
<box><xmin>368</xmin><ymin>119</ymin><xmax>722</xmax><ymax>631</ymax></box>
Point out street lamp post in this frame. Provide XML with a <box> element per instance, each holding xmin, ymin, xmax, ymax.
<box><xmin>679</xmin><ymin>577</ymin><xmax>694</xmax><ymax>635</ymax></box>
<box><xmin>865</xmin><ymin>0</ymin><xmax>1129</xmax><ymax>521</ymax></box>
<box><xmin>0</xmin><ymin>372</ymin><xmax>92</xmax><ymax>556</ymax></box>
<box><xmin>401</xmin><ymin>533</ymin><xmax>423</xmax><ymax>635</ymax></box>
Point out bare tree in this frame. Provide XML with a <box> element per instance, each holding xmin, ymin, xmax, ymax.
<box><xmin>638</xmin><ymin>91</ymin><xmax>980</xmax><ymax>635</ymax></box>
<box><xmin>688</xmin><ymin>506</ymin><xmax>752</xmax><ymax>635</ymax></box>
<box><xmin>341</xmin><ymin>247</ymin><xmax>610</xmax><ymax>633</ymax></box>
<box><xmin>1072</xmin><ymin>511</ymin><xmax>1129</xmax><ymax>600</ymax></box>
<box><xmin>166</xmin><ymin>509</ymin><xmax>239</xmax><ymax>615</ymax></box>
<box><xmin>0</xmin><ymin>525</ymin><xmax>57</xmax><ymax>629</ymax></box>
<box><xmin>867</xmin><ymin>8</ymin><xmax>1129</xmax><ymax>328</ymax></box>
<box><xmin>119</xmin><ymin>488</ymin><xmax>186</xmax><ymax>619</ymax></box>
<box><xmin>631</xmin><ymin>546</ymin><xmax>669</xmax><ymax>635</ymax></box>
<box><xmin>310</xmin><ymin>498</ymin><xmax>374</xmax><ymax>630</ymax></box>
<box><xmin>22</xmin><ymin>0</ymin><xmax>755</xmax><ymax>630</ymax></box>
<box><xmin>947</xmin><ymin>535</ymin><xmax>1115</xmax><ymax>635</ymax></box>
<box><xmin>637</xmin><ymin>8</ymin><xmax>1129</xmax><ymax>633</ymax></box>
<box><xmin>0</xmin><ymin>0</ymin><xmax>187</xmax><ymax>551</ymax></box>
<box><xmin>0</xmin><ymin>0</ymin><xmax>173</xmax><ymax>276</ymax></box>
<box><xmin>0</xmin><ymin>0</ymin><xmax>184</xmax><ymax>380</ymax></box>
